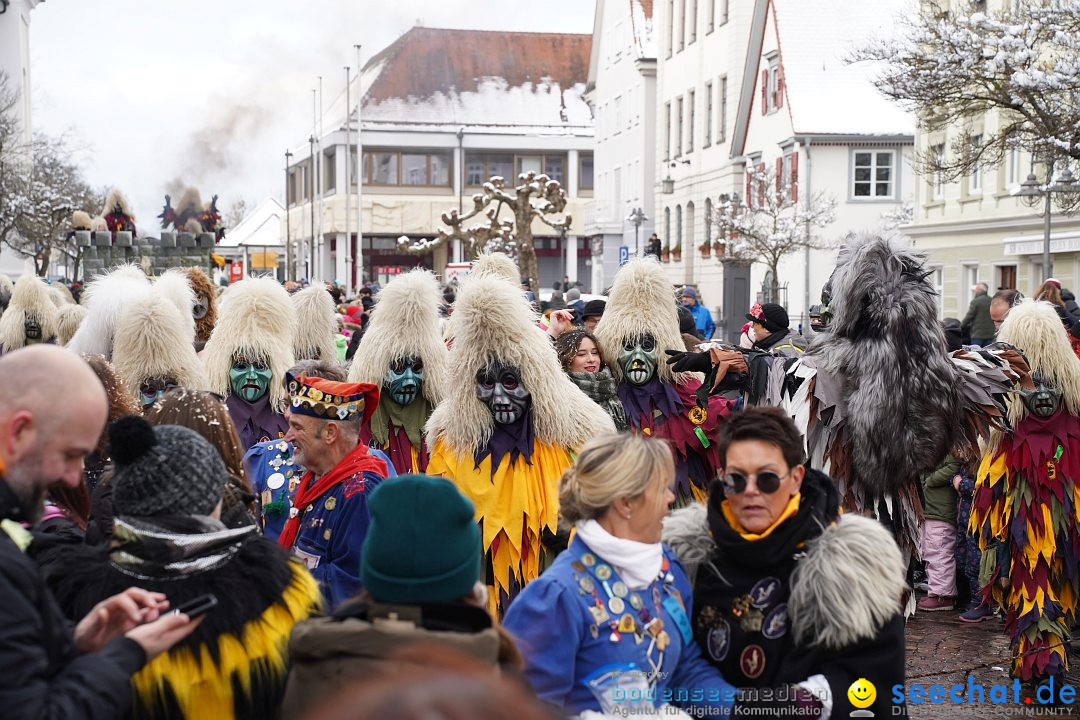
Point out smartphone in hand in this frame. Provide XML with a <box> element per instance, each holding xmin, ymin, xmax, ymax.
<box><xmin>171</xmin><ymin>594</ymin><xmax>218</xmax><ymax>619</ymax></box>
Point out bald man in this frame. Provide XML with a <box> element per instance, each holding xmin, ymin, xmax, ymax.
<box><xmin>0</xmin><ymin>345</ymin><xmax>200</xmax><ymax>719</ymax></box>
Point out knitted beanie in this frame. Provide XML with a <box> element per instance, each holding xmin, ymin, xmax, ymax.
<box><xmin>109</xmin><ymin>415</ymin><xmax>226</xmax><ymax>517</ymax></box>
<box><xmin>361</xmin><ymin>474</ymin><xmax>481</xmax><ymax>604</ymax></box>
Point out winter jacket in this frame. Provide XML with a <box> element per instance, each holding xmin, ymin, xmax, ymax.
<box><xmin>684</xmin><ymin>302</ymin><xmax>715</xmax><ymax>339</ymax></box>
<box><xmin>0</xmin><ymin>477</ymin><xmax>147</xmax><ymax>720</ymax></box>
<box><xmin>37</xmin><ymin>515</ymin><xmax>322</xmax><ymax>720</ymax></box>
<box><xmin>921</xmin><ymin>454</ymin><xmax>961</xmax><ymax>523</ymax></box>
<box><xmin>753</xmin><ymin>328</ymin><xmax>808</xmax><ymax>358</ymax></box>
<box><xmin>282</xmin><ymin>599</ymin><xmax>509</xmax><ymax>719</ymax></box>
<box><xmin>663</xmin><ymin>470</ymin><xmax>908</xmax><ymax>719</ymax></box>
<box><xmin>961</xmin><ymin>293</ymin><xmax>995</xmax><ymax>340</ymax></box>
<box><xmin>1063</xmin><ymin>289</ymin><xmax>1080</xmax><ymax>319</ymax></box>
<box><xmin>566</xmin><ymin>367</ymin><xmax>630</xmax><ymax>431</ymax></box>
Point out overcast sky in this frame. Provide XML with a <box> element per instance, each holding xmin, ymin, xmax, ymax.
<box><xmin>30</xmin><ymin>0</ymin><xmax>595</xmax><ymax>231</ymax></box>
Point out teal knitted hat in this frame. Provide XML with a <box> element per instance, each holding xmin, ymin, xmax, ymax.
<box><xmin>360</xmin><ymin>474</ymin><xmax>482</xmax><ymax>604</ymax></box>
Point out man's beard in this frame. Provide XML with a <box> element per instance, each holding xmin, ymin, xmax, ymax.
<box><xmin>5</xmin><ymin>457</ymin><xmax>47</xmax><ymax>524</ymax></box>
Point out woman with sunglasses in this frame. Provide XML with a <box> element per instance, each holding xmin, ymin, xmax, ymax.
<box><xmin>665</xmin><ymin>406</ymin><xmax>908</xmax><ymax>718</ymax></box>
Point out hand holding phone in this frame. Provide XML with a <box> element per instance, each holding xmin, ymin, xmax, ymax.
<box><xmin>171</xmin><ymin>594</ymin><xmax>218</xmax><ymax>619</ymax></box>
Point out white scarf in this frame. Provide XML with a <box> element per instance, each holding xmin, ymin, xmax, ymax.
<box><xmin>574</xmin><ymin>519</ymin><xmax>664</xmax><ymax>590</ymax></box>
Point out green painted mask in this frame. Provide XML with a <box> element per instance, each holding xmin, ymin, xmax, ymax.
<box><xmin>230</xmin><ymin>358</ymin><xmax>272</xmax><ymax>403</ymax></box>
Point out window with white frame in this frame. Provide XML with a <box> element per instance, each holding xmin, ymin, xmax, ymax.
<box><xmin>852</xmin><ymin>150</ymin><xmax>896</xmax><ymax>198</ymax></box>
<box><xmin>706</xmin><ymin>0</ymin><xmax>715</xmax><ymax>32</ymax></box>
<box><xmin>664</xmin><ymin>102</ymin><xmax>672</xmax><ymax>160</ymax></box>
<box><xmin>678</xmin><ymin>0</ymin><xmax>686</xmax><ymax>51</ymax></box>
<box><xmin>766</xmin><ymin>54</ymin><xmax>780</xmax><ymax>114</ymax></box>
<box><xmin>1005</xmin><ymin>147</ymin><xmax>1023</xmax><ymax>188</ymax></box>
<box><xmin>687</xmin><ymin>90</ymin><xmax>695</xmax><ymax>153</ymax></box>
<box><xmin>718</xmin><ymin>76</ymin><xmax>728</xmax><ymax>144</ymax></box>
<box><xmin>930</xmin><ymin>144</ymin><xmax>945</xmax><ymax>201</ymax></box>
<box><xmin>689</xmin><ymin>0</ymin><xmax>698</xmax><ymax>44</ymax></box>
<box><xmin>704</xmin><ymin>82</ymin><xmax>713</xmax><ymax>147</ymax></box>
<box><xmin>719</xmin><ymin>0</ymin><xmax>729</xmax><ymax>25</ymax></box>
<box><xmin>930</xmin><ymin>267</ymin><xmax>944</xmax><ymax>319</ymax></box>
<box><xmin>614</xmin><ymin>95</ymin><xmax>623</xmax><ymax>135</ymax></box>
<box><xmin>968</xmin><ymin>134</ymin><xmax>983</xmax><ymax>194</ymax></box>
<box><xmin>666</xmin><ymin>0</ymin><xmax>675</xmax><ymax>58</ymax></box>
<box><xmin>962</xmin><ymin>264</ymin><xmax>979</xmax><ymax>306</ymax></box>
<box><xmin>676</xmin><ymin>97</ymin><xmax>684</xmax><ymax>157</ymax></box>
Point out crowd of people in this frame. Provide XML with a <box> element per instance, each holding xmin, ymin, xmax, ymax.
<box><xmin>0</xmin><ymin>237</ymin><xmax>1076</xmax><ymax>718</ymax></box>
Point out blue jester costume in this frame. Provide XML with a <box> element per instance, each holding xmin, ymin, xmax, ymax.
<box><xmin>970</xmin><ymin>300</ymin><xmax>1080</xmax><ymax>683</ymax></box>
<box><xmin>275</xmin><ymin>374</ymin><xmax>390</xmax><ymax>609</ymax></box>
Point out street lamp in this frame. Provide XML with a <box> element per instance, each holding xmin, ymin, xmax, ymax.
<box><xmin>661</xmin><ymin>159</ymin><xmax>690</xmax><ymax>195</ymax></box>
<box><xmin>284</xmin><ymin>149</ymin><xmax>293</xmax><ymax>281</ymax></box>
<box><xmin>1016</xmin><ymin>160</ymin><xmax>1080</xmax><ymax>279</ymax></box>
<box><xmin>308</xmin><ymin>135</ymin><xmax>316</xmax><ymax>282</ymax></box>
<box><xmin>626</xmin><ymin>207</ymin><xmax>647</xmax><ymax>256</ymax></box>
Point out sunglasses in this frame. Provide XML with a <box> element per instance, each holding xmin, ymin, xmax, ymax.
<box><xmin>720</xmin><ymin>469</ymin><xmax>792</xmax><ymax>495</ymax></box>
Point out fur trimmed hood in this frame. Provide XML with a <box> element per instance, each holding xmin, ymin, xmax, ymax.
<box><xmin>67</xmin><ymin>265</ymin><xmax>151</xmax><ymax>359</ymax></box>
<box><xmin>103</xmin><ymin>187</ymin><xmax>134</xmax><ymax>217</ymax></box>
<box><xmin>183</xmin><ymin>266</ymin><xmax>218</xmax><ymax>344</ymax></box>
<box><xmin>0</xmin><ymin>274</ymin><xmax>59</xmax><ymax>349</ymax></box>
<box><xmin>594</xmin><ymin>257</ymin><xmax>692</xmax><ymax>385</ymax></box>
<box><xmin>112</xmin><ymin>290</ymin><xmax>207</xmax><ymax>402</ymax></box>
<box><xmin>291</xmin><ymin>285</ymin><xmax>339</xmax><ymax>362</ymax></box>
<box><xmin>662</xmin><ymin>505</ymin><xmax>905</xmax><ymax>651</ymax></box>
<box><xmin>996</xmin><ymin>299</ymin><xmax>1080</xmax><ymax>426</ymax></box>
<box><xmin>202</xmin><ymin>277</ymin><xmax>296</xmax><ymax>412</ymax></box>
<box><xmin>425</xmin><ymin>275</ymin><xmax>614</xmax><ymax>454</ymax></box>
<box><xmin>55</xmin><ymin>304</ymin><xmax>86</xmax><ymax>346</ymax></box>
<box><xmin>348</xmin><ymin>268</ymin><xmax>449</xmax><ymax>406</ymax></box>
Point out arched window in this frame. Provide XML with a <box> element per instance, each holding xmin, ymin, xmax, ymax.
<box><xmin>686</xmin><ymin>201</ymin><xmax>696</xmax><ymax>251</ymax></box>
<box><xmin>676</xmin><ymin>205</ymin><xmax>683</xmax><ymax>249</ymax></box>
<box><xmin>664</xmin><ymin>207</ymin><xmax>671</xmax><ymax>245</ymax></box>
<box><xmin>704</xmin><ymin>198</ymin><xmax>712</xmax><ymax>243</ymax></box>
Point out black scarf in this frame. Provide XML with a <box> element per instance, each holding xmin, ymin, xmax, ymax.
<box><xmin>753</xmin><ymin>327</ymin><xmax>792</xmax><ymax>353</ymax></box>
<box><xmin>473</xmin><ymin>412</ymin><xmax>535</xmax><ymax>472</ymax></box>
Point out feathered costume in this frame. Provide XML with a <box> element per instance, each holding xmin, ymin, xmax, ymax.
<box><xmin>425</xmin><ymin>275</ymin><xmax>614</xmax><ymax>617</ymax></box>
<box><xmin>291</xmin><ymin>285</ymin><xmax>339</xmax><ymax>362</ymax></box>
<box><xmin>0</xmin><ymin>274</ymin><xmax>59</xmax><ymax>353</ymax></box>
<box><xmin>202</xmin><ymin>277</ymin><xmax>296</xmax><ymax>449</ymax></box>
<box><xmin>112</xmin><ymin>289</ymin><xmax>208</xmax><ymax>408</ymax></box>
<box><xmin>594</xmin><ymin>258</ymin><xmax>731</xmax><ymax>504</ymax></box>
<box><xmin>970</xmin><ymin>300</ymin><xmax>1080</xmax><ymax>682</ymax></box>
<box><xmin>690</xmin><ymin>236</ymin><xmax>1025</xmax><ymax>564</ymax></box>
<box><xmin>350</xmin><ymin>269</ymin><xmax>449</xmax><ymax>474</ymax></box>
<box><xmin>66</xmin><ymin>265</ymin><xmax>151</xmax><ymax>359</ymax></box>
<box><xmin>182</xmin><ymin>266</ymin><xmax>218</xmax><ymax>347</ymax></box>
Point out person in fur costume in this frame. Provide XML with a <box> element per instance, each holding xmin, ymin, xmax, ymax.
<box><xmin>594</xmin><ymin>258</ymin><xmax>732</xmax><ymax>505</ymax></box>
<box><xmin>292</xmin><ymin>285</ymin><xmax>339</xmax><ymax>362</ymax></box>
<box><xmin>0</xmin><ymin>273</ymin><xmax>59</xmax><ymax>353</ymax></box>
<box><xmin>203</xmin><ymin>276</ymin><xmax>296</xmax><ymax>450</ymax></box>
<box><xmin>182</xmin><ymin>267</ymin><xmax>217</xmax><ymax>350</ymax></box>
<box><xmin>0</xmin><ymin>273</ymin><xmax>13</xmax><ymax>318</ymax></box>
<box><xmin>349</xmin><ymin>269</ymin><xmax>449</xmax><ymax>474</ymax></box>
<box><xmin>102</xmin><ymin>188</ymin><xmax>136</xmax><ymax>236</ymax></box>
<box><xmin>970</xmin><ymin>300</ymin><xmax>1080</xmax><ymax>687</ymax></box>
<box><xmin>111</xmin><ymin>290</ymin><xmax>208</xmax><ymax>410</ymax></box>
<box><xmin>663</xmin><ymin>407</ymin><xmax>908</xmax><ymax>718</ymax></box>
<box><xmin>67</xmin><ymin>265</ymin><xmax>151</xmax><ymax>359</ymax></box>
<box><xmin>425</xmin><ymin>275</ymin><xmax>615</xmax><ymax>618</ymax></box>
<box><xmin>37</xmin><ymin>416</ymin><xmax>322</xmax><ymax>720</ymax></box>
<box><xmin>55</xmin><ymin>304</ymin><xmax>86</xmax><ymax>346</ymax></box>
<box><xmin>668</xmin><ymin>235</ymin><xmax>1026</xmax><ymax>565</ymax></box>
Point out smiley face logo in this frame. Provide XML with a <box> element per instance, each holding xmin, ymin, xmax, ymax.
<box><xmin>848</xmin><ymin>678</ymin><xmax>876</xmax><ymax>709</ymax></box>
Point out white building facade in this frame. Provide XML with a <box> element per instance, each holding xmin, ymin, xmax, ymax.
<box><xmin>585</xmin><ymin>0</ymin><xmax>657</xmax><ymax>293</ymax></box>
<box><xmin>284</xmin><ymin>27</ymin><xmax>595</xmax><ymax>293</ymax></box>
<box><xmin>0</xmin><ymin>0</ymin><xmax>40</xmax><ymax>146</ymax></box>
<box><xmin>651</xmin><ymin>0</ymin><xmax>913</xmax><ymax>340</ymax></box>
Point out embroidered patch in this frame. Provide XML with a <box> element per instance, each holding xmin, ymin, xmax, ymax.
<box><xmin>707</xmin><ymin>618</ymin><xmax>731</xmax><ymax>662</ymax></box>
<box><xmin>739</xmin><ymin>644</ymin><xmax>766</xmax><ymax>680</ymax></box>
<box><xmin>761</xmin><ymin>603</ymin><xmax>788</xmax><ymax>640</ymax></box>
<box><xmin>749</xmin><ymin>577</ymin><xmax>781</xmax><ymax>608</ymax></box>
<box><xmin>293</xmin><ymin>545</ymin><xmax>321</xmax><ymax>570</ymax></box>
<box><xmin>266</xmin><ymin>472</ymin><xmax>285</xmax><ymax>490</ymax></box>
<box><xmin>342</xmin><ymin>474</ymin><xmax>367</xmax><ymax>498</ymax></box>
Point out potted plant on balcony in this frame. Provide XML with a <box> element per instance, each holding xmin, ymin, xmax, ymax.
<box><xmin>699</xmin><ymin>240</ymin><xmax>711</xmax><ymax>258</ymax></box>
<box><xmin>661</xmin><ymin>242</ymin><xmax>671</xmax><ymax>263</ymax></box>
<box><xmin>672</xmin><ymin>243</ymin><xmax>682</xmax><ymax>262</ymax></box>
<box><xmin>711</xmin><ymin>239</ymin><xmax>723</xmax><ymax>256</ymax></box>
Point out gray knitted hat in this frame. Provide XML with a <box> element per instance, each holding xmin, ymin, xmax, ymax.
<box><xmin>109</xmin><ymin>415</ymin><xmax>226</xmax><ymax>517</ymax></box>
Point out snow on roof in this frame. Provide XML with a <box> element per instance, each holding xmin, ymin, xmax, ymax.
<box><xmin>630</xmin><ymin>0</ymin><xmax>656</xmax><ymax>60</ymax></box>
<box><xmin>774</xmin><ymin>0</ymin><xmax>915</xmax><ymax>136</ymax></box>
<box><xmin>323</xmin><ymin>27</ymin><xmax>593</xmax><ymax>136</ymax></box>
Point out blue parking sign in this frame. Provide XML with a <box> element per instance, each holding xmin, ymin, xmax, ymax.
<box><xmin>619</xmin><ymin>245</ymin><xmax>630</xmax><ymax>266</ymax></box>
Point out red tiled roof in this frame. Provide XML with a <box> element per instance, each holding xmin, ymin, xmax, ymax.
<box><xmin>364</xmin><ymin>27</ymin><xmax>592</xmax><ymax>102</ymax></box>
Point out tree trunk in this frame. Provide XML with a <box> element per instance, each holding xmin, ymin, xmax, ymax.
<box><xmin>515</xmin><ymin>203</ymin><xmax>538</xmax><ymax>292</ymax></box>
<box><xmin>769</xmin><ymin>258</ymin><xmax>780</xmax><ymax>304</ymax></box>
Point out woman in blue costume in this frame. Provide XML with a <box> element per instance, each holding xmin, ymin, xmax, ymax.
<box><xmin>503</xmin><ymin>432</ymin><xmax>735</xmax><ymax>717</ymax></box>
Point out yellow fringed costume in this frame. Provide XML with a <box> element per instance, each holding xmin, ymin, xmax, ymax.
<box><xmin>428</xmin><ymin>439</ymin><xmax>573</xmax><ymax>618</ymax></box>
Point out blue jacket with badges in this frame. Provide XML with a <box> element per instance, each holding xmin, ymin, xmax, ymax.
<box><xmin>245</xmin><ymin>439</ymin><xmax>394</xmax><ymax>542</ymax></box>
<box><xmin>504</xmin><ymin>536</ymin><xmax>735</xmax><ymax>716</ymax></box>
